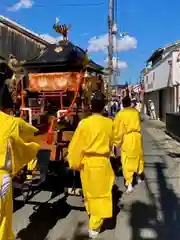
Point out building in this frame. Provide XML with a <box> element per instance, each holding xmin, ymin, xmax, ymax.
<box><xmin>140</xmin><ymin>68</ymin><xmax>146</xmax><ymax>84</ymax></box>
<box><xmin>0</xmin><ymin>16</ymin><xmax>49</xmax><ymax>61</ymax></box>
<box><xmin>111</xmin><ymin>83</ymin><xmax>129</xmax><ymax>99</ymax></box>
<box><xmin>143</xmin><ymin>41</ymin><xmax>180</xmax><ymax>121</ymax></box>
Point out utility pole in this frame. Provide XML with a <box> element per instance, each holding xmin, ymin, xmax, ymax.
<box><xmin>107</xmin><ymin>0</ymin><xmax>114</xmax><ymax>112</ymax></box>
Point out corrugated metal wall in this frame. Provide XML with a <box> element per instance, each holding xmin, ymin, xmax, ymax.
<box><xmin>0</xmin><ymin>22</ymin><xmax>46</xmax><ymax>61</ymax></box>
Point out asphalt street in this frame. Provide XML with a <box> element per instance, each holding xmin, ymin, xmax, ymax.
<box><xmin>14</xmin><ymin>118</ymin><xmax>180</xmax><ymax>240</ymax></box>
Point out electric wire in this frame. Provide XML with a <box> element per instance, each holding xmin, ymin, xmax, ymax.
<box><xmin>1</xmin><ymin>2</ymin><xmax>104</xmax><ymax>9</ymax></box>
<box><xmin>35</xmin><ymin>3</ymin><xmax>104</xmax><ymax>7</ymax></box>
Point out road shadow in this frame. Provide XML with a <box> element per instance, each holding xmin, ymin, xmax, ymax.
<box><xmin>13</xmin><ymin>169</ymin><xmax>64</xmax><ymax>213</ymax></box>
<box><xmin>57</xmin><ymin>220</ymin><xmax>105</xmax><ymax>239</ymax></box>
<box><xmin>13</xmin><ymin>149</ymin><xmax>51</xmax><ymax>212</ymax></box>
<box><xmin>155</xmin><ymin>162</ymin><xmax>180</xmax><ymax>239</ymax></box>
<box><xmin>58</xmin><ymin>221</ymin><xmax>90</xmax><ymax>240</ymax></box>
<box><xmin>13</xmin><ymin>197</ymin><xmax>25</xmax><ymax>212</ymax></box>
<box><xmin>166</xmin><ymin>152</ymin><xmax>180</xmax><ymax>158</ymax></box>
<box><xmin>129</xmin><ymin>162</ymin><xmax>180</xmax><ymax>240</ymax></box>
<box><xmin>14</xmin><ymin>158</ymin><xmax>83</xmax><ymax>212</ymax></box>
<box><xmin>16</xmin><ymin>196</ymin><xmax>85</xmax><ymax>240</ymax></box>
<box><xmin>130</xmin><ymin>201</ymin><xmax>157</xmax><ymax>240</ymax></box>
<box><xmin>15</xmin><ymin>158</ymin><xmax>87</xmax><ymax>240</ymax></box>
<box><xmin>101</xmin><ymin>184</ymin><xmax>122</xmax><ymax>232</ymax></box>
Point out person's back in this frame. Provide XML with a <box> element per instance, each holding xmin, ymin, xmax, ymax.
<box><xmin>113</xmin><ymin>96</ymin><xmax>144</xmax><ymax>193</ymax></box>
<box><xmin>68</xmin><ymin>110</ymin><xmax>114</xmax><ymax>165</ymax></box>
<box><xmin>67</xmin><ymin>91</ymin><xmax>114</xmax><ymax>238</ymax></box>
<box><xmin>80</xmin><ymin>115</ymin><xmax>113</xmax><ymax>156</ymax></box>
<box><xmin>116</xmin><ymin>107</ymin><xmax>143</xmax><ymax>156</ymax></box>
<box><xmin>68</xmin><ymin>114</ymin><xmax>114</xmax><ymax>209</ymax></box>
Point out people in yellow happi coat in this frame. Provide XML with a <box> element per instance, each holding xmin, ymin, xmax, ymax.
<box><xmin>67</xmin><ymin>91</ymin><xmax>115</xmax><ymax>239</ymax></box>
<box><xmin>113</xmin><ymin>96</ymin><xmax>144</xmax><ymax>193</ymax></box>
<box><xmin>0</xmin><ymin>85</ymin><xmax>40</xmax><ymax>240</ymax></box>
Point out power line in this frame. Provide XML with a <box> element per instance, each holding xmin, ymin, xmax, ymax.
<box><xmin>35</xmin><ymin>3</ymin><xmax>104</xmax><ymax>7</ymax></box>
<box><xmin>1</xmin><ymin>2</ymin><xmax>104</xmax><ymax>9</ymax></box>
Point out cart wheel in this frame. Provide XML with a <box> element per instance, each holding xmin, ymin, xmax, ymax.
<box><xmin>21</xmin><ymin>183</ymin><xmax>33</xmax><ymax>203</ymax></box>
<box><xmin>21</xmin><ymin>189</ymin><xmax>31</xmax><ymax>203</ymax></box>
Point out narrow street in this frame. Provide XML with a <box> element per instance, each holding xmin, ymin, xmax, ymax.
<box><xmin>14</xmin><ymin>118</ymin><xmax>180</xmax><ymax>240</ymax></box>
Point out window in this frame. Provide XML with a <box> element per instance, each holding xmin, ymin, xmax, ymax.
<box><xmin>153</xmin><ymin>72</ymin><xmax>155</xmax><ymax>80</ymax></box>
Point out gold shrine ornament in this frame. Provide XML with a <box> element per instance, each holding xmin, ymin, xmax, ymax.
<box><xmin>54</xmin><ymin>46</ymin><xmax>63</xmax><ymax>53</ymax></box>
<box><xmin>55</xmin><ymin>77</ymin><xmax>68</xmax><ymax>87</ymax></box>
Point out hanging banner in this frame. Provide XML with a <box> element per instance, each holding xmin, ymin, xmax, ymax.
<box><xmin>28</xmin><ymin>72</ymin><xmax>81</xmax><ymax>92</ymax></box>
<box><xmin>132</xmin><ymin>84</ymin><xmax>141</xmax><ymax>93</ymax></box>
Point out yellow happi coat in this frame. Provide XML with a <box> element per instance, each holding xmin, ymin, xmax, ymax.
<box><xmin>67</xmin><ymin>114</ymin><xmax>115</xmax><ymax>230</ymax></box>
<box><xmin>0</xmin><ymin>111</ymin><xmax>40</xmax><ymax>240</ymax></box>
<box><xmin>15</xmin><ymin>117</ymin><xmax>38</xmax><ymax>173</ymax></box>
<box><xmin>113</xmin><ymin>107</ymin><xmax>144</xmax><ymax>185</ymax></box>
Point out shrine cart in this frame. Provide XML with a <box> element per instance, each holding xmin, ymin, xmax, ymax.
<box><xmin>13</xmin><ymin>20</ymin><xmax>105</xmax><ymax>202</ymax></box>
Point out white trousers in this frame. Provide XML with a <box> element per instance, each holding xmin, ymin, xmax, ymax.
<box><xmin>150</xmin><ymin>109</ymin><xmax>156</xmax><ymax>119</ymax></box>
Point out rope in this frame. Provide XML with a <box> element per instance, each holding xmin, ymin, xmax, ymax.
<box><xmin>46</xmin><ymin>73</ymin><xmax>83</xmax><ymax>145</ymax></box>
<box><xmin>55</xmin><ymin>52</ymin><xmax>90</xmax><ymax>120</ymax></box>
<box><xmin>56</xmin><ymin>74</ymin><xmax>83</xmax><ymax>120</ymax></box>
<box><xmin>46</xmin><ymin>116</ymin><xmax>55</xmax><ymax>145</ymax></box>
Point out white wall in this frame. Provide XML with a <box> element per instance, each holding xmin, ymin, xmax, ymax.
<box><xmin>143</xmin><ymin>46</ymin><xmax>180</xmax><ymax>119</ymax></box>
<box><xmin>172</xmin><ymin>50</ymin><xmax>180</xmax><ymax>85</ymax></box>
<box><xmin>144</xmin><ymin>53</ymin><xmax>172</xmax><ymax>92</ymax></box>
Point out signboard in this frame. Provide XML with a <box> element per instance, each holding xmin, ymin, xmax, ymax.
<box><xmin>28</xmin><ymin>72</ymin><xmax>82</xmax><ymax>92</ymax></box>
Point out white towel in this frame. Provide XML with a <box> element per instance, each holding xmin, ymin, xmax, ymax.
<box><xmin>0</xmin><ymin>174</ymin><xmax>10</xmax><ymax>200</ymax></box>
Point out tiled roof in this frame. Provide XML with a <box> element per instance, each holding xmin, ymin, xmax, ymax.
<box><xmin>0</xmin><ymin>15</ymin><xmax>49</xmax><ymax>45</ymax></box>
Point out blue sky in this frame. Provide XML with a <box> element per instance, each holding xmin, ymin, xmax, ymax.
<box><xmin>1</xmin><ymin>0</ymin><xmax>180</xmax><ymax>84</ymax></box>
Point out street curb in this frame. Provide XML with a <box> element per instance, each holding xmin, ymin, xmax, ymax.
<box><xmin>143</xmin><ymin>116</ymin><xmax>180</xmax><ymax>145</ymax></box>
<box><xmin>165</xmin><ymin>130</ymin><xmax>180</xmax><ymax>144</ymax></box>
